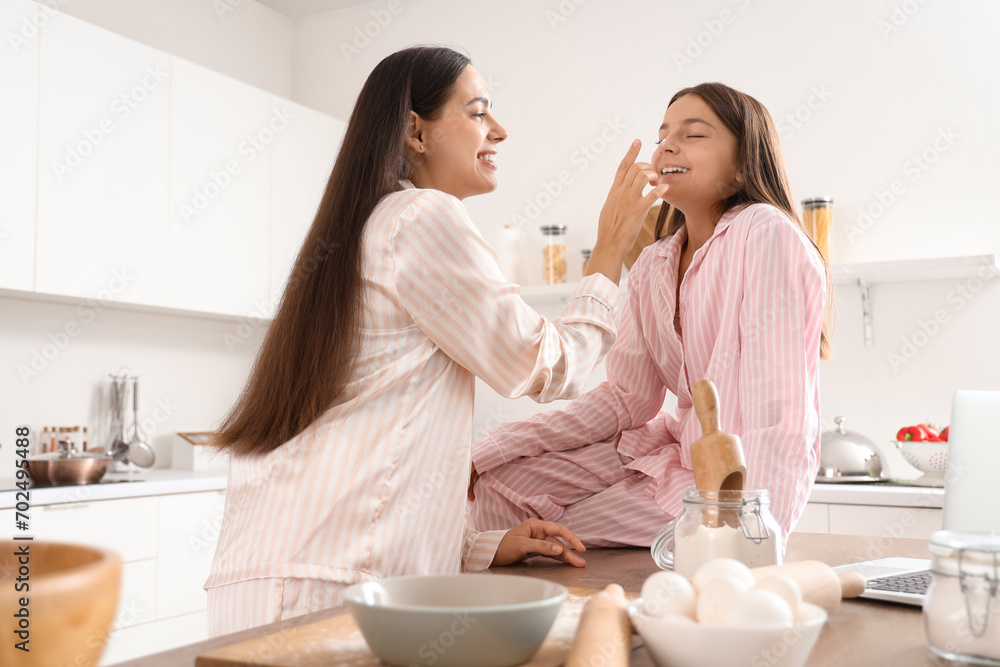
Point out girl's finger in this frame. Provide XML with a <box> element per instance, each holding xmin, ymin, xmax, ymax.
<box><xmin>544</xmin><ymin>536</ymin><xmax>586</xmax><ymax>567</ymax></box>
<box><xmin>613</xmin><ymin>140</ymin><xmax>642</xmax><ymax>186</ymax></box>
<box><xmin>538</xmin><ymin>521</ymin><xmax>587</xmax><ymax>553</ymax></box>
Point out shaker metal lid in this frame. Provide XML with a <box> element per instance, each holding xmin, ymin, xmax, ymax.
<box><xmin>540</xmin><ymin>225</ymin><xmax>567</xmax><ymax>234</ymax></box>
<box><xmin>801</xmin><ymin>196</ymin><xmax>834</xmax><ymax>207</ymax></box>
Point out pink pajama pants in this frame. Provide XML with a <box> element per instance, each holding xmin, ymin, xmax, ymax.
<box><xmin>470</xmin><ymin>440</ymin><xmax>672</xmax><ymax>547</ymax></box>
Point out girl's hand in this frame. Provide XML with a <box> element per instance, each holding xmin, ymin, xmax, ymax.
<box><xmin>468</xmin><ymin>464</ymin><xmax>480</xmax><ymax>502</ymax></box>
<box><xmin>586</xmin><ymin>140</ymin><xmax>669</xmax><ymax>284</ymax></box>
<box><xmin>492</xmin><ymin>518</ymin><xmax>587</xmax><ymax>568</ymax></box>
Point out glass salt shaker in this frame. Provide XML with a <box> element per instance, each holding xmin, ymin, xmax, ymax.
<box><xmin>651</xmin><ymin>487</ymin><xmax>782</xmax><ymax>577</ymax></box>
<box><xmin>540</xmin><ymin>225</ymin><xmax>567</xmax><ymax>285</ymax></box>
<box><xmin>924</xmin><ymin>530</ymin><xmax>1000</xmax><ymax>664</ymax></box>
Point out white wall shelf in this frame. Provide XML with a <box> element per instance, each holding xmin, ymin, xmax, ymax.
<box><xmin>832</xmin><ymin>254</ymin><xmax>998</xmax><ymax>346</ymax></box>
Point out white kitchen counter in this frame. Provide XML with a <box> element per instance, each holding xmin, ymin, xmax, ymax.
<box><xmin>809</xmin><ymin>481</ymin><xmax>944</xmax><ymax>508</ymax></box>
<box><xmin>0</xmin><ymin>468</ymin><xmax>228</xmax><ymax>510</ymax></box>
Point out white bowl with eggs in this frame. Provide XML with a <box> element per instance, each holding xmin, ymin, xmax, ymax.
<box><xmin>628</xmin><ymin>561</ymin><xmax>828</xmax><ymax>667</ymax></box>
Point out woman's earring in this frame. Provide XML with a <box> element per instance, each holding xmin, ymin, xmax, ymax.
<box><xmin>419</xmin><ymin>145</ymin><xmax>423</xmax><ymax>151</ymax></box>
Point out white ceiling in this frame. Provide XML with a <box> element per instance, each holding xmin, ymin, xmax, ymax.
<box><xmin>255</xmin><ymin>0</ymin><xmax>374</xmax><ymax>19</ymax></box>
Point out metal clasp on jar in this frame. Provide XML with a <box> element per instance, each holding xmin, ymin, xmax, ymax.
<box><xmin>958</xmin><ymin>548</ymin><xmax>1000</xmax><ymax>638</ymax></box>
<box><xmin>738</xmin><ymin>497</ymin><xmax>771</xmax><ymax>544</ymax></box>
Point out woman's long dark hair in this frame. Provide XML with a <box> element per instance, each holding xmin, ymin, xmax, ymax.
<box><xmin>215</xmin><ymin>46</ymin><xmax>471</xmax><ymax>455</ymax></box>
<box><xmin>653</xmin><ymin>83</ymin><xmax>834</xmax><ymax>360</ymax></box>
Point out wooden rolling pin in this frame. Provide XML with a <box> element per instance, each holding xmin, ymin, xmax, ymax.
<box><xmin>565</xmin><ymin>584</ymin><xmax>631</xmax><ymax>667</ymax></box>
<box><xmin>751</xmin><ymin>560</ymin><xmax>867</xmax><ymax>613</ymax></box>
<box><xmin>690</xmin><ymin>378</ymin><xmax>746</xmax><ymax>493</ymax></box>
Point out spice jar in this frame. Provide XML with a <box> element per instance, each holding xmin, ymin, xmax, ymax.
<box><xmin>540</xmin><ymin>225</ymin><xmax>567</xmax><ymax>284</ymax></box>
<box><xmin>581</xmin><ymin>248</ymin><xmax>592</xmax><ymax>276</ymax></box>
<box><xmin>651</xmin><ymin>488</ymin><xmax>782</xmax><ymax>577</ymax></box>
<box><xmin>924</xmin><ymin>530</ymin><xmax>1000</xmax><ymax>664</ymax></box>
<box><xmin>801</xmin><ymin>197</ymin><xmax>832</xmax><ymax>259</ymax></box>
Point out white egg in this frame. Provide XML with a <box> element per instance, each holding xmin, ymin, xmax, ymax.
<box><xmin>641</xmin><ymin>571</ymin><xmax>697</xmax><ymax>618</ymax></box>
<box><xmin>695</xmin><ymin>574</ymin><xmax>749</xmax><ymax>625</ymax></box>
<box><xmin>659</xmin><ymin>613</ymin><xmax>696</xmax><ymax>625</ymax></box>
<box><xmin>752</xmin><ymin>575</ymin><xmax>802</xmax><ymax>616</ymax></box>
<box><xmin>725</xmin><ymin>589</ymin><xmax>794</xmax><ymax>628</ymax></box>
<box><xmin>794</xmin><ymin>601</ymin><xmax>826</xmax><ymax>625</ymax></box>
<box><xmin>692</xmin><ymin>558</ymin><xmax>754</xmax><ymax>592</ymax></box>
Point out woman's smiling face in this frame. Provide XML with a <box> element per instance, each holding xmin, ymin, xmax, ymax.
<box><xmin>409</xmin><ymin>66</ymin><xmax>508</xmax><ymax>200</ymax></box>
<box><xmin>652</xmin><ymin>94</ymin><xmax>741</xmax><ymax>212</ymax></box>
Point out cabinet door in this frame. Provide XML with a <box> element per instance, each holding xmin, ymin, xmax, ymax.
<box><xmin>269</xmin><ymin>100</ymin><xmax>345</xmax><ymax>297</ymax></box>
<box><xmin>156</xmin><ymin>490</ymin><xmax>226</xmax><ymax>619</ymax></box>
<box><xmin>31</xmin><ymin>497</ymin><xmax>160</xmax><ymax>562</ymax></box>
<box><xmin>0</xmin><ymin>0</ymin><xmax>41</xmax><ymax>291</ymax></box>
<box><xmin>168</xmin><ymin>58</ymin><xmax>272</xmax><ymax>316</ymax></box>
<box><xmin>36</xmin><ymin>15</ymin><xmax>170</xmax><ymax>305</ymax></box>
<box><xmin>828</xmin><ymin>503</ymin><xmax>943</xmax><ymax>540</ymax></box>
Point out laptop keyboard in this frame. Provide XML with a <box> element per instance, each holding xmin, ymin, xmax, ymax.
<box><xmin>866</xmin><ymin>570</ymin><xmax>932</xmax><ymax>595</ymax></box>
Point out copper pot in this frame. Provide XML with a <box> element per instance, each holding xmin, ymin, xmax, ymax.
<box><xmin>28</xmin><ymin>441</ymin><xmax>110</xmax><ymax>486</ymax></box>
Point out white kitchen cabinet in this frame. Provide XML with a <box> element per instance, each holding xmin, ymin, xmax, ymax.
<box><xmin>168</xmin><ymin>58</ymin><xmax>272</xmax><ymax>316</ymax></box>
<box><xmin>0</xmin><ymin>0</ymin><xmax>41</xmax><ymax>291</ymax></box>
<box><xmin>156</xmin><ymin>489</ymin><xmax>227</xmax><ymax>619</ymax></box>
<box><xmin>118</xmin><ymin>558</ymin><xmax>158</xmax><ymax>628</ymax></box>
<box><xmin>827</xmin><ymin>503</ymin><xmax>942</xmax><ymax>540</ymax></box>
<box><xmin>35</xmin><ymin>14</ymin><xmax>171</xmax><ymax>305</ymax></box>
<box><xmin>269</xmin><ymin>99</ymin><xmax>345</xmax><ymax>297</ymax></box>
<box><xmin>101</xmin><ymin>610</ymin><xmax>208</xmax><ymax>666</ymax></box>
<box><xmin>32</xmin><ymin>496</ymin><xmax>160</xmax><ymax>561</ymax></box>
<box><xmin>793</xmin><ymin>502</ymin><xmax>829</xmax><ymax>534</ymax></box>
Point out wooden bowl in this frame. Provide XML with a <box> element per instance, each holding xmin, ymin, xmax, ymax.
<box><xmin>0</xmin><ymin>541</ymin><xmax>121</xmax><ymax>667</ymax></box>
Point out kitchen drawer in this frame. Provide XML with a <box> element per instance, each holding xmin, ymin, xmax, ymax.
<box><xmin>828</xmin><ymin>503</ymin><xmax>942</xmax><ymax>540</ymax></box>
<box><xmin>156</xmin><ymin>490</ymin><xmax>226</xmax><ymax>618</ymax></box>
<box><xmin>30</xmin><ymin>496</ymin><xmax>160</xmax><ymax>562</ymax></box>
<box><xmin>99</xmin><ymin>610</ymin><xmax>208</xmax><ymax>666</ymax></box>
<box><xmin>794</xmin><ymin>502</ymin><xmax>829</xmax><ymax>534</ymax></box>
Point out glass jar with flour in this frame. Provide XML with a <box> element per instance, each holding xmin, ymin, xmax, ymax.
<box><xmin>651</xmin><ymin>487</ymin><xmax>782</xmax><ymax>577</ymax></box>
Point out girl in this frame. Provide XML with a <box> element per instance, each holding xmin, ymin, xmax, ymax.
<box><xmin>204</xmin><ymin>46</ymin><xmax>666</xmax><ymax>635</ymax></box>
<box><xmin>469</xmin><ymin>83</ymin><xmax>832</xmax><ymax>554</ymax></box>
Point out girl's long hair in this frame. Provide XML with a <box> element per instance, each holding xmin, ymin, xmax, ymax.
<box><xmin>653</xmin><ymin>83</ymin><xmax>834</xmax><ymax>360</ymax></box>
<box><xmin>214</xmin><ymin>46</ymin><xmax>471</xmax><ymax>455</ymax></box>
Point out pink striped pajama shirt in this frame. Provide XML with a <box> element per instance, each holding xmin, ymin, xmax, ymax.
<box><xmin>205</xmin><ymin>181</ymin><xmax>624</xmax><ymax>636</ymax></box>
<box><xmin>471</xmin><ymin>203</ymin><xmax>826</xmax><ymax>554</ymax></box>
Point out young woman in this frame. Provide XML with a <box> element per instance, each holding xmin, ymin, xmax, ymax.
<box><xmin>204</xmin><ymin>46</ymin><xmax>666</xmax><ymax>635</ymax></box>
<box><xmin>469</xmin><ymin>83</ymin><xmax>832</xmax><ymax>554</ymax></box>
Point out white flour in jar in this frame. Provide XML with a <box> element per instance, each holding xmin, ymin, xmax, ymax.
<box><xmin>924</xmin><ymin>574</ymin><xmax>1000</xmax><ymax>661</ymax></box>
<box><xmin>672</xmin><ymin>522</ymin><xmax>779</xmax><ymax>578</ymax></box>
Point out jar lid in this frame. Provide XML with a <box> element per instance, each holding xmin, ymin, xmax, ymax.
<box><xmin>931</xmin><ymin>530</ymin><xmax>1000</xmax><ymax>555</ymax></box>
<box><xmin>681</xmin><ymin>487</ymin><xmax>770</xmax><ymax>506</ymax></box>
<box><xmin>540</xmin><ymin>225</ymin><xmax>567</xmax><ymax>234</ymax></box>
<box><xmin>581</xmin><ymin>248</ymin><xmax>592</xmax><ymax>258</ymax></box>
<box><xmin>801</xmin><ymin>197</ymin><xmax>833</xmax><ymax>207</ymax></box>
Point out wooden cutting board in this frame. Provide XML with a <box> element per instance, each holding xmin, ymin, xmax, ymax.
<box><xmin>196</xmin><ymin>587</ymin><xmax>640</xmax><ymax>667</ymax></box>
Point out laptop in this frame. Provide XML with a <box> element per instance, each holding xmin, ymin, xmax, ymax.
<box><xmin>830</xmin><ymin>390</ymin><xmax>1000</xmax><ymax>606</ymax></box>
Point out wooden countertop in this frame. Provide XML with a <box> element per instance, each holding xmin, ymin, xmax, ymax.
<box><xmin>113</xmin><ymin>533</ymin><xmax>939</xmax><ymax>667</ymax></box>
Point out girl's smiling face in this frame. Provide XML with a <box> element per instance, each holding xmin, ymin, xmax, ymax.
<box><xmin>652</xmin><ymin>94</ymin><xmax>741</xmax><ymax>213</ymax></box>
<box><xmin>408</xmin><ymin>66</ymin><xmax>508</xmax><ymax>200</ymax></box>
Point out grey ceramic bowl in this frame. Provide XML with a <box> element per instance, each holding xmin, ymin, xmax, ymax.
<box><xmin>344</xmin><ymin>574</ymin><xmax>567</xmax><ymax>667</ymax></box>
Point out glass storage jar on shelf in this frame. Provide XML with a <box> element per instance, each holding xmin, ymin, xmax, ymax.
<box><xmin>540</xmin><ymin>225</ymin><xmax>567</xmax><ymax>285</ymax></box>
<box><xmin>801</xmin><ymin>197</ymin><xmax>832</xmax><ymax>259</ymax></box>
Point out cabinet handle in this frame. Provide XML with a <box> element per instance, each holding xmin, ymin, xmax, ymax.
<box><xmin>43</xmin><ymin>503</ymin><xmax>91</xmax><ymax>511</ymax></box>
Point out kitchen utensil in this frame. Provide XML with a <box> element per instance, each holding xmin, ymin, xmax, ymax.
<box><xmin>651</xmin><ymin>488</ymin><xmax>781</xmax><ymax>575</ymax></box>
<box><xmin>196</xmin><ymin>586</ymin><xmax>641</xmax><ymax>667</ymax></box>
<box><xmin>344</xmin><ymin>574</ymin><xmax>566</xmax><ymax>667</ymax></box>
<box><xmin>816</xmin><ymin>416</ymin><xmax>884</xmax><ymax>482</ymax></box>
<box><xmin>750</xmin><ymin>560</ymin><xmax>866</xmax><ymax>613</ymax></box>
<box><xmin>126</xmin><ymin>380</ymin><xmax>155</xmax><ymax>468</ymax></box>
<box><xmin>27</xmin><ymin>439</ymin><xmax>111</xmax><ymax>486</ymax></box>
<box><xmin>894</xmin><ymin>439</ymin><xmax>947</xmax><ymax>487</ymax></box>
<box><xmin>691</xmin><ymin>378</ymin><xmax>746</xmax><ymax>493</ymax></box>
<box><xmin>565</xmin><ymin>584</ymin><xmax>630</xmax><ymax>667</ymax></box>
<box><xmin>106</xmin><ymin>374</ymin><xmax>131</xmax><ymax>466</ymax></box>
<box><xmin>0</xmin><ymin>540</ymin><xmax>121</xmax><ymax>667</ymax></box>
<box><xmin>628</xmin><ymin>597</ymin><xmax>826</xmax><ymax>667</ymax></box>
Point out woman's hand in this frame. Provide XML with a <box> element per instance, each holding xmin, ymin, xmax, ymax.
<box><xmin>468</xmin><ymin>463</ymin><xmax>480</xmax><ymax>502</ymax></box>
<box><xmin>586</xmin><ymin>140</ymin><xmax>669</xmax><ymax>284</ymax></box>
<box><xmin>491</xmin><ymin>518</ymin><xmax>587</xmax><ymax>568</ymax></box>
